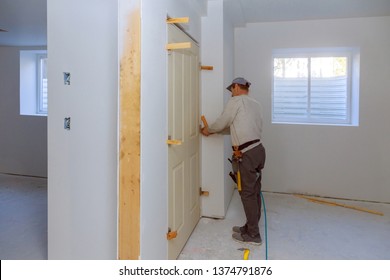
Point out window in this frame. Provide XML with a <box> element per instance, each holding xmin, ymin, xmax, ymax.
<box><xmin>272</xmin><ymin>48</ymin><xmax>359</xmax><ymax>126</ymax></box>
<box><xmin>37</xmin><ymin>54</ymin><xmax>48</xmax><ymax>114</ymax></box>
<box><xmin>20</xmin><ymin>50</ymin><xmax>48</xmax><ymax>116</ymax></box>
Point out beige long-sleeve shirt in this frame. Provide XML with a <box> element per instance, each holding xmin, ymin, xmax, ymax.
<box><xmin>208</xmin><ymin>94</ymin><xmax>263</xmax><ymax>153</ymax></box>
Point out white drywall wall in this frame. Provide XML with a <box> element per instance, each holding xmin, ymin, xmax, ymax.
<box><xmin>47</xmin><ymin>0</ymin><xmax>207</xmax><ymax>260</ymax></box>
<box><xmin>0</xmin><ymin>46</ymin><xmax>47</xmax><ymax>177</ymax></box>
<box><xmin>201</xmin><ymin>0</ymin><xmax>236</xmax><ymax>218</ymax></box>
<box><xmin>222</xmin><ymin>2</ymin><xmax>236</xmax><ymax>212</ymax></box>
<box><xmin>47</xmin><ymin>0</ymin><xmax>118</xmax><ymax>259</ymax></box>
<box><xmin>140</xmin><ymin>0</ymin><xmax>206</xmax><ymax>259</ymax></box>
<box><xmin>201</xmin><ymin>0</ymin><xmax>226</xmax><ymax>218</ymax></box>
<box><xmin>235</xmin><ymin>17</ymin><xmax>390</xmax><ymax>203</ymax></box>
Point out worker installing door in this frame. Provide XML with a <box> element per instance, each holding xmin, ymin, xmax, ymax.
<box><xmin>200</xmin><ymin>77</ymin><xmax>266</xmax><ymax>246</ymax></box>
<box><xmin>167</xmin><ymin>22</ymin><xmax>265</xmax><ymax>257</ymax></box>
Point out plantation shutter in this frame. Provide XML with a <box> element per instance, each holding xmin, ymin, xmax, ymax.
<box><xmin>273</xmin><ymin>54</ymin><xmax>349</xmax><ymax>124</ymax></box>
<box><xmin>310</xmin><ymin>76</ymin><xmax>348</xmax><ymax>121</ymax></box>
<box><xmin>273</xmin><ymin>76</ymin><xmax>348</xmax><ymax>122</ymax></box>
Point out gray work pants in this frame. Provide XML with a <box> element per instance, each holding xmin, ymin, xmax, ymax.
<box><xmin>235</xmin><ymin>143</ymin><xmax>266</xmax><ymax>237</ymax></box>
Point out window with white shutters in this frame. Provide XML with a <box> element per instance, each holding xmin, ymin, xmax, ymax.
<box><xmin>272</xmin><ymin>48</ymin><xmax>359</xmax><ymax>126</ymax></box>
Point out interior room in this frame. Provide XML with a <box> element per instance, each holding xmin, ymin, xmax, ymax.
<box><xmin>1</xmin><ymin>0</ymin><xmax>390</xmax><ymax>260</ymax></box>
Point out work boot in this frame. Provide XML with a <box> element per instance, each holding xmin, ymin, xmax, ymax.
<box><xmin>232</xmin><ymin>232</ymin><xmax>262</xmax><ymax>246</ymax></box>
<box><xmin>232</xmin><ymin>225</ymin><xmax>247</xmax><ymax>234</ymax></box>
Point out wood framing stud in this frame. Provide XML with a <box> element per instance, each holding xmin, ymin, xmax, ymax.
<box><xmin>166</xmin><ymin>17</ymin><xmax>190</xmax><ymax>24</ymax></box>
<box><xmin>166</xmin><ymin>42</ymin><xmax>191</xmax><ymax>50</ymax></box>
<box><xmin>118</xmin><ymin>2</ymin><xmax>141</xmax><ymax>260</ymax></box>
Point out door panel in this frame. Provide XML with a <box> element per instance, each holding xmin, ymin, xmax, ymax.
<box><xmin>189</xmin><ymin>153</ymin><xmax>198</xmax><ymax>210</ymax></box>
<box><xmin>173</xmin><ymin>162</ymin><xmax>184</xmax><ymax>230</ymax></box>
<box><xmin>168</xmin><ymin>24</ymin><xmax>200</xmax><ymax>259</ymax></box>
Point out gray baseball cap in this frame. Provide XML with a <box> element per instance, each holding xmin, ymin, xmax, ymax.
<box><xmin>226</xmin><ymin>77</ymin><xmax>251</xmax><ymax>92</ymax></box>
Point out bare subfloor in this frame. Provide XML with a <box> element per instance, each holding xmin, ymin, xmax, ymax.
<box><xmin>1</xmin><ymin>173</ymin><xmax>389</xmax><ymax>260</ymax></box>
<box><xmin>179</xmin><ymin>190</ymin><xmax>390</xmax><ymax>260</ymax></box>
<box><xmin>0</xmin><ymin>173</ymin><xmax>47</xmax><ymax>260</ymax></box>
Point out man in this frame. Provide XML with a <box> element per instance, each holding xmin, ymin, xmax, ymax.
<box><xmin>200</xmin><ymin>77</ymin><xmax>266</xmax><ymax>246</ymax></box>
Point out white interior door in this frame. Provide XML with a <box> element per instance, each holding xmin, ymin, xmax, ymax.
<box><xmin>168</xmin><ymin>24</ymin><xmax>200</xmax><ymax>259</ymax></box>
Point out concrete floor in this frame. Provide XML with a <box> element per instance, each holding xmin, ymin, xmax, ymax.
<box><xmin>0</xmin><ymin>173</ymin><xmax>48</xmax><ymax>260</ymax></box>
<box><xmin>180</xmin><ymin>189</ymin><xmax>390</xmax><ymax>260</ymax></box>
<box><xmin>1</xmin><ymin>173</ymin><xmax>390</xmax><ymax>260</ymax></box>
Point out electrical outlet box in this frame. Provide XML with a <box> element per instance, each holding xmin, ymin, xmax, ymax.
<box><xmin>63</xmin><ymin>72</ymin><xmax>71</xmax><ymax>85</ymax></box>
<box><xmin>64</xmin><ymin>117</ymin><xmax>71</xmax><ymax>130</ymax></box>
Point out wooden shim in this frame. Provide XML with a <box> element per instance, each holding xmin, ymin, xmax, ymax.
<box><xmin>200</xmin><ymin>190</ymin><xmax>210</xmax><ymax>197</ymax></box>
<box><xmin>200</xmin><ymin>65</ymin><xmax>214</xmax><ymax>70</ymax></box>
<box><xmin>118</xmin><ymin>2</ymin><xmax>141</xmax><ymax>260</ymax></box>
<box><xmin>166</xmin><ymin>17</ymin><xmax>189</xmax><ymax>24</ymax></box>
<box><xmin>166</xmin><ymin>42</ymin><xmax>191</xmax><ymax>50</ymax></box>
<box><xmin>201</xmin><ymin>115</ymin><xmax>208</xmax><ymax>128</ymax></box>
<box><xmin>166</xmin><ymin>139</ymin><xmax>182</xmax><ymax>145</ymax></box>
<box><xmin>166</xmin><ymin>230</ymin><xmax>178</xmax><ymax>240</ymax></box>
<box><xmin>295</xmin><ymin>194</ymin><xmax>384</xmax><ymax>216</ymax></box>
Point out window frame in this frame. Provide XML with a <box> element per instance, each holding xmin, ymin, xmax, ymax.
<box><xmin>272</xmin><ymin>47</ymin><xmax>359</xmax><ymax>126</ymax></box>
<box><xmin>36</xmin><ymin>53</ymin><xmax>48</xmax><ymax>115</ymax></box>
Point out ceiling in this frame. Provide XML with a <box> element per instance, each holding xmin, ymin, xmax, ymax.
<box><xmin>1</xmin><ymin>0</ymin><xmax>390</xmax><ymax>46</ymax></box>
<box><xmin>225</xmin><ymin>0</ymin><xmax>390</xmax><ymax>26</ymax></box>
<box><xmin>0</xmin><ymin>0</ymin><xmax>46</xmax><ymax>46</ymax></box>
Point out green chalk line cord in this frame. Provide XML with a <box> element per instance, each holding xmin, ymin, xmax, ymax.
<box><xmin>260</xmin><ymin>191</ymin><xmax>268</xmax><ymax>260</ymax></box>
